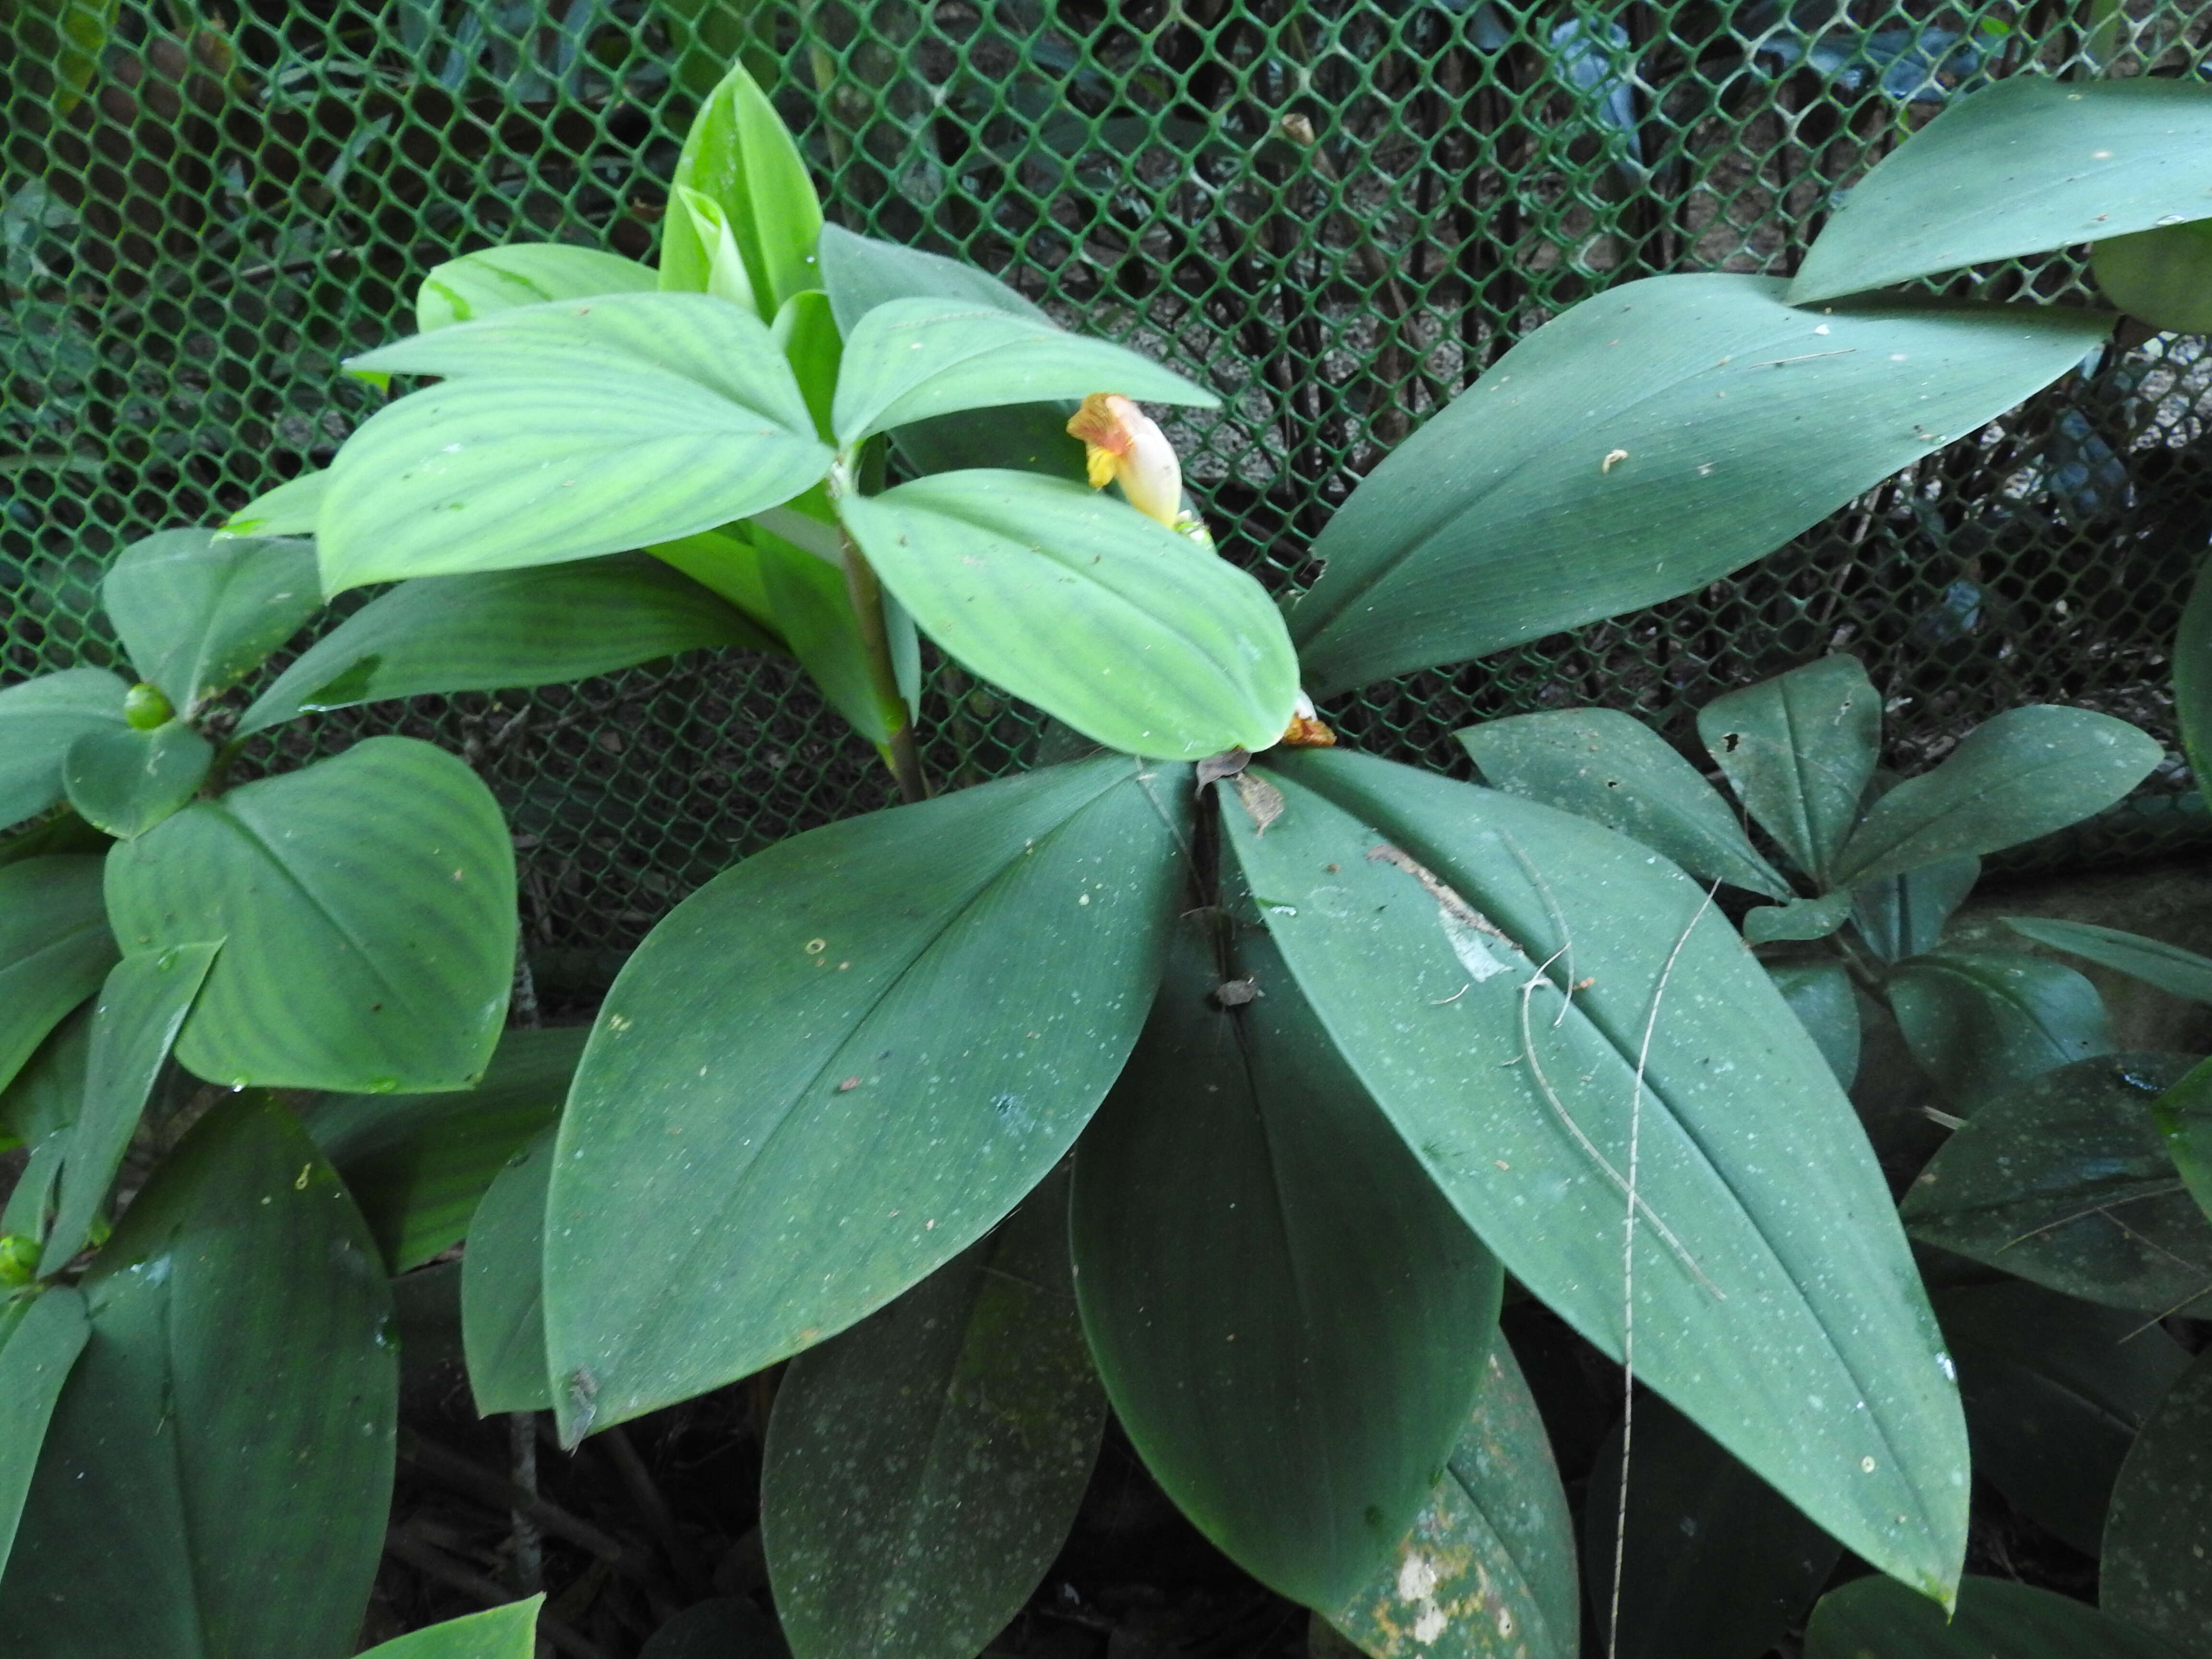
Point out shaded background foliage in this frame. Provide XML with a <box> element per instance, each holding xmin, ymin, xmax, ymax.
<box><xmin>5</xmin><ymin>0</ymin><xmax>2212</xmax><ymax>1002</ymax></box>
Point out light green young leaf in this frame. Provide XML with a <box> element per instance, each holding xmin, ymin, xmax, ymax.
<box><xmin>765</xmin><ymin>1170</ymin><xmax>1103</xmax><ymax>1659</ymax></box>
<box><xmin>544</xmin><ymin>757</ymin><xmax>1185</xmax><ymax>1437</ymax></box>
<box><xmin>816</xmin><ymin>226</ymin><xmax>1087</xmax><ymax>481</ymax></box>
<box><xmin>1456</xmin><ymin>709</ymin><xmax>1789</xmax><ymax>898</ymax></box>
<box><xmin>773</xmin><ymin>289</ymin><xmax>841</xmax><ymax>442</ymax></box>
<box><xmin>358</xmin><ymin>1599</ymin><xmax>545</xmax><ymax>1659</ymax></box>
<box><xmin>1901</xmin><ymin>1053</ymin><xmax>2212</xmax><ymax>1315</ymax></box>
<box><xmin>1851</xmin><ymin>854</ymin><xmax>1980</xmax><ymax>964</ymax></box>
<box><xmin>220</xmin><ymin>468</ymin><xmax>328</xmax><ymax>538</ymax></box>
<box><xmin>664</xmin><ymin>60</ymin><xmax>821</xmax><ymax>314</ymax></box>
<box><xmin>0</xmin><ymin>1095</ymin><xmax>396</xmax><ymax>1659</ymax></box>
<box><xmin>0</xmin><ymin>670</ymin><xmax>127</xmax><ymax>833</ymax></box>
<box><xmin>461</xmin><ymin>1128</ymin><xmax>554</xmax><ymax>1414</ymax></box>
<box><xmin>239</xmin><ymin>554</ymin><xmax>774</xmax><ymax>736</ymax></box>
<box><xmin>2004</xmin><ymin>916</ymin><xmax>2212</xmax><ymax>1006</ymax></box>
<box><xmin>0</xmin><ymin>856</ymin><xmax>116</xmax><ymax>1099</ymax></box>
<box><xmin>321</xmin><ymin>294</ymin><xmax>831</xmax><ymax>591</ymax></box>
<box><xmin>1584</xmin><ymin>1395</ymin><xmax>1842</xmax><ymax>1659</ymax></box>
<box><xmin>1697</xmin><ymin>655</ymin><xmax>1881</xmax><ymax>887</ymax></box>
<box><xmin>42</xmin><ymin>942</ymin><xmax>222</xmax><ymax>1269</ymax></box>
<box><xmin>1888</xmin><ymin>950</ymin><xmax>2113</xmax><ymax>1108</ymax></box>
<box><xmin>417</xmin><ymin>243</ymin><xmax>657</xmax><ymax>331</ymax></box>
<box><xmin>666</xmin><ymin>184</ymin><xmax>759</xmax><ymax>313</ymax></box>
<box><xmin>1072</xmin><ymin>922</ymin><xmax>1500</xmax><ymax>1610</ymax></box>
<box><xmin>61</xmin><ymin>722</ymin><xmax>213</xmax><ymax>840</ymax></box>
<box><xmin>104</xmin><ymin>738</ymin><xmax>515</xmax><ymax>1093</ymax></box>
<box><xmin>0</xmin><ymin>1287</ymin><xmax>89</xmax><ymax>1581</ymax></box>
<box><xmin>1226</xmin><ymin>750</ymin><xmax>1967</xmax><ymax>1602</ymax></box>
<box><xmin>1933</xmin><ymin>1280</ymin><xmax>2188</xmax><ymax>1557</ymax></box>
<box><xmin>840</xmin><ymin>470</ymin><xmax>1298</xmax><ymax>759</ymax></box>
<box><xmin>302</xmin><ymin>1025</ymin><xmax>586</xmax><ymax>1273</ymax></box>
<box><xmin>1805</xmin><ymin>1574</ymin><xmax>2183</xmax><ymax>1659</ymax></box>
<box><xmin>831</xmin><ymin>298</ymin><xmax>1216</xmax><ymax>445</ymax></box>
<box><xmin>102</xmin><ymin>529</ymin><xmax>322</xmax><ymax>715</ymax></box>
<box><xmin>2104</xmin><ymin>1346</ymin><xmax>2212</xmax><ymax>1647</ymax></box>
<box><xmin>1790</xmin><ymin>76</ymin><xmax>2212</xmax><ymax>304</ymax></box>
<box><xmin>1323</xmin><ymin>1336</ymin><xmax>1578</xmax><ymax>1659</ymax></box>
<box><xmin>1829</xmin><ymin>706</ymin><xmax>2163</xmax><ymax>888</ymax></box>
<box><xmin>1287</xmin><ymin>280</ymin><xmax>2109</xmax><ymax>696</ymax></box>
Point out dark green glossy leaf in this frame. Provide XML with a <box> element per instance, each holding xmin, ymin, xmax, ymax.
<box><xmin>101</xmin><ymin>530</ymin><xmax>322</xmax><ymax>714</ymax></box>
<box><xmin>302</xmin><ymin>1025</ymin><xmax>585</xmax><ymax>1273</ymax></box>
<box><xmin>2177</xmin><ymin>560</ymin><xmax>2212</xmax><ymax>813</ymax></box>
<box><xmin>663</xmin><ymin>60</ymin><xmax>820</xmax><ymax>315</ymax></box>
<box><xmin>1743</xmin><ymin>891</ymin><xmax>1854</xmax><ymax>945</ymax></box>
<box><xmin>830</xmin><ymin>298</ymin><xmax>1216</xmax><ymax>445</ymax></box>
<box><xmin>0</xmin><ymin>1287</ymin><xmax>88</xmax><ymax>1579</ymax></box>
<box><xmin>1888</xmin><ymin>950</ymin><xmax>2113</xmax><ymax>1107</ymax></box>
<box><xmin>1932</xmin><ymin>1281</ymin><xmax>2188</xmax><ymax>1557</ymax></box>
<box><xmin>640</xmin><ymin>1601</ymin><xmax>791</xmax><ymax>1659</ymax></box>
<box><xmin>2003</xmin><ymin>916</ymin><xmax>2212</xmax><ymax>1006</ymax></box>
<box><xmin>237</xmin><ymin>555</ymin><xmax>773</xmax><ymax>737</ymax></box>
<box><xmin>61</xmin><ymin>722</ymin><xmax>212</xmax><ymax>839</ymax></box>
<box><xmin>323</xmin><ymin>295</ymin><xmax>831</xmax><ymax>591</ymax></box>
<box><xmin>1224</xmin><ymin>749</ymin><xmax>1967</xmax><ymax>1599</ymax></box>
<box><xmin>1851</xmin><ymin>856</ymin><xmax>1980</xmax><ymax>965</ymax></box>
<box><xmin>220</xmin><ymin>469</ymin><xmax>328</xmax><ymax>538</ymax></box>
<box><xmin>42</xmin><ymin>943</ymin><xmax>221</xmax><ymax>1269</ymax></box>
<box><xmin>1769</xmin><ymin>961</ymin><xmax>1861</xmax><ymax>1091</ymax></box>
<box><xmin>1830</xmin><ymin>707</ymin><xmax>2163</xmax><ymax>887</ymax></box>
<box><xmin>0</xmin><ymin>1094</ymin><xmax>397</xmax><ymax>1659</ymax></box>
<box><xmin>1286</xmin><ymin>281</ymin><xmax>2109</xmax><ymax>696</ymax></box>
<box><xmin>765</xmin><ymin>1168</ymin><xmax>1102</xmax><ymax>1659</ymax></box>
<box><xmin>2104</xmin><ymin>1346</ymin><xmax>2212</xmax><ymax>1647</ymax></box>
<box><xmin>1072</xmin><ymin>922</ymin><xmax>1500</xmax><ymax>1609</ymax></box>
<box><xmin>2095</xmin><ymin>218</ymin><xmax>2212</xmax><ymax>334</ymax></box>
<box><xmin>1901</xmin><ymin>1053</ymin><xmax>2212</xmax><ymax>1315</ymax></box>
<box><xmin>0</xmin><ymin>856</ymin><xmax>116</xmax><ymax>1098</ymax></box>
<box><xmin>1456</xmin><ymin>709</ymin><xmax>1787</xmax><ymax>898</ymax></box>
<box><xmin>840</xmin><ymin>471</ymin><xmax>1298</xmax><ymax>759</ymax></box>
<box><xmin>1806</xmin><ymin>1574</ymin><xmax>2183</xmax><ymax>1658</ymax></box>
<box><xmin>0</xmin><ymin>670</ymin><xmax>126</xmax><ymax>831</ymax></box>
<box><xmin>1584</xmin><ymin>1394</ymin><xmax>1843</xmax><ymax>1659</ymax></box>
<box><xmin>105</xmin><ymin>738</ymin><xmax>516</xmax><ymax>1093</ymax></box>
<box><xmin>461</xmin><ymin>1128</ymin><xmax>553</xmax><ymax>1415</ymax></box>
<box><xmin>1324</xmin><ymin>1336</ymin><xmax>1577</xmax><ymax>1659</ymax></box>
<box><xmin>2152</xmin><ymin>1055</ymin><xmax>2212</xmax><ymax>1226</ymax></box>
<box><xmin>358</xmin><ymin>1598</ymin><xmax>544</xmax><ymax>1659</ymax></box>
<box><xmin>1697</xmin><ymin>655</ymin><xmax>1880</xmax><ymax>886</ymax></box>
<box><xmin>419</xmin><ymin>242</ymin><xmax>656</xmax><ymax>331</ymax></box>
<box><xmin>545</xmin><ymin>757</ymin><xmax>1185</xmax><ymax>1436</ymax></box>
<box><xmin>1789</xmin><ymin>76</ymin><xmax>2212</xmax><ymax>304</ymax></box>
<box><xmin>0</xmin><ymin>1009</ymin><xmax>89</xmax><ymax>1239</ymax></box>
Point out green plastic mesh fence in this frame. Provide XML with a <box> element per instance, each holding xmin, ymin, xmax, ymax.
<box><xmin>6</xmin><ymin>0</ymin><xmax>2210</xmax><ymax>989</ymax></box>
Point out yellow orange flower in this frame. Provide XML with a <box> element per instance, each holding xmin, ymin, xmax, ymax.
<box><xmin>1068</xmin><ymin>393</ymin><xmax>1182</xmax><ymax>528</ymax></box>
<box><xmin>1278</xmin><ymin>690</ymin><xmax>1336</xmax><ymax>749</ymax></box>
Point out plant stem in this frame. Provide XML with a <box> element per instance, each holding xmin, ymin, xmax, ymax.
<box><xmin>839</xmin><ymin>531</ymin><xmax>927</xmax><ymax>805</ymax></box>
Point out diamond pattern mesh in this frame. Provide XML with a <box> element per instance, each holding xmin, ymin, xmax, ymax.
<box><xmin>6</xmin><ymin>0</ymin><xmax>2209</xmax><ymax>978</ymax></box>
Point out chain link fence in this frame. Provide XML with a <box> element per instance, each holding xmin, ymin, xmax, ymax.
<box><xmin>6</xmin><ymin>0</ymin><xmax>2209</xmax><ymax>989</ymax></box>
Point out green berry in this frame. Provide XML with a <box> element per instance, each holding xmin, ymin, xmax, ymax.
<box><xmin>123</xmin><ymin>682</ymin><xmax>175</xmax><ymax>730</ymax></box>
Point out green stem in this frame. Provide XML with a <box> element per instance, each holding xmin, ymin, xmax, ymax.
<box><xmin>838</xmin><ymin>531</ymin><xmax>927</xmax><ymax>805</ymax></box>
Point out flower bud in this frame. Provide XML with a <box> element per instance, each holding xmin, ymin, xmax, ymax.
<box><xmin>1067</xmin><ymin>393</ymin><xmax>1183</xmax><ymax>528</ymax></box>
<box><xmin>1279</xmin><ymin>690</ymin><xmax>1336</xmax><ymax>749</ymax></box>
<box><xmin>123</xmin><ymin>682</ymin><xmax>174</xmax><ymax>730</ymax></box>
